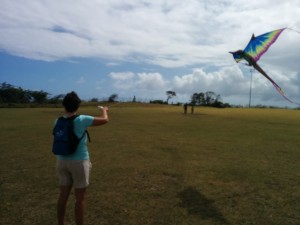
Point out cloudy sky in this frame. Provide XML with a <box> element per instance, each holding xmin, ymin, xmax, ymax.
<box><xmin>1</xmin><ymin>0</ymin><xmax>300</xmax><ymax>106</ymax></box>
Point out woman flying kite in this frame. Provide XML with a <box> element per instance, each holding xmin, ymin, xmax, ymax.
<box><xmin>229</xmin><ymin>28</ymin><xmax>299</xmax><ymax>105</ymax></box>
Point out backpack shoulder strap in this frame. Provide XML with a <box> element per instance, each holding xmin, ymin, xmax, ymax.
<box><xmin>85</xmin><ymin>130</ymin><xmax>91</xmax><ymax>142</ymax></box>
<box><xmin>68</xmin><ymin>115</ymin><xmax>79</xmax><ymax>121</ymax></box>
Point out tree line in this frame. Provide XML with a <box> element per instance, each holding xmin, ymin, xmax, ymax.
<box><xmin>0</xmin><ymin>82</ymin><xmax>52</xmax><ymax>104</ymax></box>
<box><xmin>190</xmin><ymin>91</ymin><xmax>230</xmax><ymax>107</ymax></box>
<box><xmin>166</xmin><ymin>90</ymin><xmax>230</xmax><ymax>108</ymax></box>
<box><xmin>0</xmin><ymin>83</ymin><xmax>127</xmax><ymax>105</ymax></box>
<box><xmin>0</xmin><ymin>82</ymin><xmax>230</xmax><ymax>108</ymax></box>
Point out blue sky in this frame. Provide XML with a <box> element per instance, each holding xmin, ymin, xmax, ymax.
<box><xmin>1</xmin><ymin>0</ymin><xmax>300</xmax><ymax>106</ymax></box>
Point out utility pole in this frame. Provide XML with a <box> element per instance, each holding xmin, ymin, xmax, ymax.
<box><xmin>249</xmin><ymin>69</ymin><xmax>254</xmax><ymax>108</ymax></box>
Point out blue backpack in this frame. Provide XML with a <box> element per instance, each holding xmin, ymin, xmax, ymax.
<box><xmin>52</xmin><ymin>115</ymin><xmax>90</xmax><ymax>155</ymax></box>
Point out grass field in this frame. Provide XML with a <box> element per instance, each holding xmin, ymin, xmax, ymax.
<box><xmin>1</xmin><ymin>105</ymin><xmax>300</xmax><ymax>225</ymax></box>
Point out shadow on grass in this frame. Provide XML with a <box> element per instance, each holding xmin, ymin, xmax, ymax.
<box><xmin>178</xmin><ymin>186</ymin><xmax>229</xmax><ymax>224</ymax></box>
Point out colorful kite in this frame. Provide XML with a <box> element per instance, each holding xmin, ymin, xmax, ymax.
<box><xmin>230</xmin><ymin>28</ymin><xmax>299</xmax><ymax>105</ymax></box>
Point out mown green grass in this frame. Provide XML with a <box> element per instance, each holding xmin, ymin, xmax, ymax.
<box><xmin>1</xmin><ymin>105</ymin><xmax>300</xmax><ymax>225</ymax></box>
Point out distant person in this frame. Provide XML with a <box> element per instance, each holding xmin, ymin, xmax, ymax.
<box><xmin>183</xmin><ymin>103</ymin><xmax>188</xmax><ymax>114</ymax></box>
<box><xmin>191</xmin><ymin>104</ymin><xmax>194</xmax><ymax>114</ymax></box>
<box><xmin>54</xmin><ymin>91</ymin><xmax>109</xmax><ymax>225</ymax></box>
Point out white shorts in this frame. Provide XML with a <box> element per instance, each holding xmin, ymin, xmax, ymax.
<box><xmin>56</xmin><ymin>160</ymin><xmax>92</xmax><ymax>189</ymax></box>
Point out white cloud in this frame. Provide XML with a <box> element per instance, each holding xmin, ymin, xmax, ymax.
<box><xmin>109</xmin><ymin>72</ymin><xmax>135</xmax><ymax>80</ymax></box>
<box><xmin>109</xmin><ymin>71</ymin><xmax>167</xmax><ymax>91</ymax></box>
<box><xmin>1</xmin><ymin>0</ymin><xmax>299</xmax><ymax>68</ymax></box>
<box><xmin>173</xmin><ymin>66</ymin><xmax>247</xmax><ymax>96</ymax></box>
<box><xmin>136</xmin><ymin>72</ymin><xmax>167</xmax><ymax>90</ymax></box>
<box><xmin>108</xmin><ymin>72</ymin><xmax>135</xmax><ymax>90</ymax></box>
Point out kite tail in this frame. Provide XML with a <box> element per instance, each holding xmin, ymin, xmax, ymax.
<box><xmin>252</xmin><ymin>63</ymin><xmax>281</xmax><ymax>88</ymax></box>
<box><xmin>253</xmin><ymin>63</ymin><xmax>300</xmax><ymax>106</ymax></box>
<box><xmin>271</xmin><ymin>83</ymin><xmax>300</xmax><ymax>106</ymax></box>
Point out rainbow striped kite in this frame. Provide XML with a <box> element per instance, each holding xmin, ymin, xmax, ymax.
<box><xmin>230</xmin><ymin>28</ymin><xmax>299</xmax><ymax>105</ymax></box>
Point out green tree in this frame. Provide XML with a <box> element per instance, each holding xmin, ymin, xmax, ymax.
<box><xmin>0</xmin><ymin>82</ymin><xmax>31</xmax><ymax>103</ymax></box>
<box><xmin>89</xmin><ymin>98</ymin><xmax>99</xmax><ymax>102</ymax></box>
<box><xmin>29</xmin><ymin>90</ymin><xmax>49</xmax><ymax>103</ymax></box>
<box><xmin>108</xmin><ymin>94</ymin><xmax>118</xmax><ymax>102</ymax></box>
<box><xmin>48</xmin><ymin>94</ymin><xmax>65</xmax><ymax>104</ymax></box>
<box><xmin>191</xmin><ymin>92</ymin><xmax>205</xmax><ymax>105</ymax></box>
<box><xmin>166</xmin><ymin>91</ymin><xmax>176</xmax><ymax>104</ymax></box>
<box><xmin>191</xmin><ymin>91</ymin><xmax>223</xmax><ymax>106</ymax></box>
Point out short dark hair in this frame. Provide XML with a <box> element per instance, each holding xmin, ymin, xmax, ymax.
<box><xmin>62</xmin><ymin>91</ymin><xmax>81</xmax><ymax>112</ymax></box>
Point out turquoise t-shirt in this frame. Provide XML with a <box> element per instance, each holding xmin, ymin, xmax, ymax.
<box><xmin>56</xmin><ymin>115</ymin><xmax>94</xmax><ymax>160</ymax></box>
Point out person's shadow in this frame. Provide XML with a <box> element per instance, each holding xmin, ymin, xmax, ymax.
<box><xmin>178</xmin><ymin>186</ymin><xmax>229</xmax><ymax>224</ymax></box>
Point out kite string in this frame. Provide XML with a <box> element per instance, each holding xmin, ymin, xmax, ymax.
<box><xmin>287</xmin><ymin>27</ymin><xmax>300</xmax><ymax>34</ymax></box>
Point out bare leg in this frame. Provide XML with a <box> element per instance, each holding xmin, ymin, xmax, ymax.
<box><xmin>57</xmin><ymin>186</ymin><xmax>72</xmax><ymax>225</ymax></box>
<box><xmin>75</xmin><ymin>188</ymin><xmax>87</xmax><ymax>225</ymax></box>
